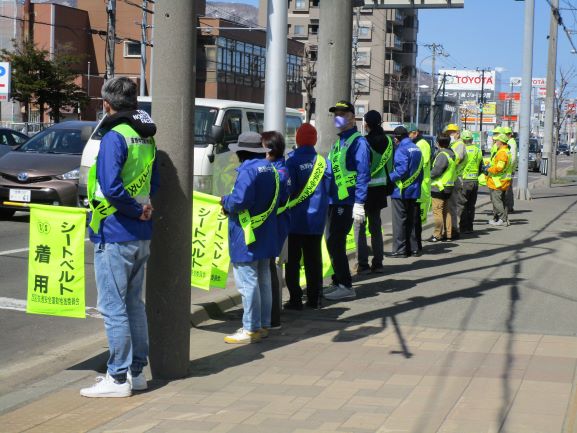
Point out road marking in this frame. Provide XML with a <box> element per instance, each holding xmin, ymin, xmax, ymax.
<box><xmin>0</xmin><ymin>238</ymin><xmax>91</xmax><ymax>257</ymax></box>
<box><xmin>0</xmin><ymin>297</ymin><xmax>102</xmax><ymax>318</ymax></box>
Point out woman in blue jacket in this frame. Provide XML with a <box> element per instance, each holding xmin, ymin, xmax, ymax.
<box><xmin>284</xmin><ymin>123</ymin><xmax>331</xmax><ymax>309</ymax></box>
<box><xmin>262</xmin><ymin>131</ymin><xmax>291</xmax><ymax>329</ymax></box>
<box><xmin>221</xmin><ymin>132</ymin><xmax>279</xmax><ymax>344</ymax></box>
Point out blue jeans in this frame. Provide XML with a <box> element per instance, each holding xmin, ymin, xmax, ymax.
<box><xmin>94</xmin><ymin>240</ymin><xmax>150</xmax><ymax>378</ymax></box>
<box><xmin>233</xmin><ymin>260</ymin><xmax>272</xmax><ymax>332</ymax></box>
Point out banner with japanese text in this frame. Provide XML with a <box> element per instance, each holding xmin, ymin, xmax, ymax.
<box><xmin>27</xmin><ymin>205</ymin><xmax>86</xmax><ymax>318</ymax></box>
<box><xmin>191</xmin><ymin>191</ymin><xmax>220</xmax><ymax>290</ymax></box>
<box><xmin>210</xmin><ymin>211</ymin><xmax>230</xmax><ymax>289</ymax></box>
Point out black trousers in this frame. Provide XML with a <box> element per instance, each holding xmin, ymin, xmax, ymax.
<box><xmin>326</xmin><ymin>205</ymin><xmax>354</xmax><ymax>287</ymax></box>
<box><xmin>391</xmin><ymin>198</ymin><xmax>419</xmax><ymax>254</ymax></box>
<box><xmin>285</xmin><ymin>233</ymin><xmax>323</xmax><ymax>307</ymax></box>
<box><xmin>459</xmin><ymin>181</ymin><xmax>478</xmax><ymax>232</ymax></box>
<box><xmin>270</xmin><ymin>258</ymin><xmax>281</xmax><ymax>327</ymax></box>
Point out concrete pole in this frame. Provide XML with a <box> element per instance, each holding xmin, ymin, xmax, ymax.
<box><xmin>543</xmin><ymin>0</ymin><xmax>558</xmax><ymax>188</ymax></box>
<box><xmin>146</xmin><ymin>0</ymin><xmax>196</xmax><ymax>380</ymax></box>
<box><xmin>139</xmin><ymin>0</ymin><xmax>148</xmax><ymax>97</ymax></box>
<box><xmin>315</xmin><ymin>0</ymin><xmax>353</xmax><ymax>154</ymax></box>
<box><xmin>105</xmin><ymin>0</ymin><xmax>116</xmax><ymax>80</ymax></box>
<box><xmin>429</xmin><ymin>51</ymin><xmax>436</xmax><ymax>136</ymax></box>
<box><xmin>517</xmin><ymin>0</ymin><xmax>534</xmax><ymax>200</ymax></box>
<box><xmin>263</xmin><ymin>0</ymin><xmax>288</xmax><ymax>133</ymax></box>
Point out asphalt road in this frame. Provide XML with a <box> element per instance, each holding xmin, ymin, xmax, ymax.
<box><xmin>0</xmin><ymin>156</ymin><xmax>573</xmax><ymax>396</ymax></box>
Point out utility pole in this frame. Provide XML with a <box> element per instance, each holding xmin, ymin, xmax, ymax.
<box><xmin>478</xmin><ymin>68</ymin><xmax>488</xmax><ymax>150</ymax></box>
<box><xmin>517</xmin><ymin>0</ymin><xmax>535</xmax><ymax>200</ymax></box>
<box><xmin>105</xmin><ymin>0</ymin><xmax>116</xmax><ymax>80</ymax></box>
<box><xmin>147</xmin><ymin>0</ymin><xmax>196</xmax><ymax>380</ymax></box>
<box><xmin>263</xmin><ymin>0</ymin><xmax>288</xmax><ymax>133</ymax></box>
<box><xmin>315</xmin><ymin>0</ymin><xmax>354</xmax><ymax>154</ymax></box>
<box><xmin>140</xmin><ymin>0</ymin><xmax>149</xmax><ymax>97</ymax></box>
<box><xmin>543</xmin><ymin>0</ymin><xmax>559</xmax><ymax>188</ymax></box>
<box><xmin>424</xmin><ymin>43</ymin><xmax>446</xmax><ymax>135</ymax></box>
<box><xmin>351</xmin><ymin>7</ymin><xmax>360</xmax><ymax>102</ymax></box>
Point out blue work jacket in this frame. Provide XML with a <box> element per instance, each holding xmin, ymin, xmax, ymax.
<box><xmin>222</xmin><ymin>158</ymin><xmax>279</xmax><ymax>263</ymax></box>
<box><xmin>328</xmin><ymin>127</ymin><xmax>371</xmax><ymax>206</ymax></box>
<box><xmin>285</xmin><ymin>147</ymin><xmax>331</xmax><ymax>235</ymax></box>
<box><xmin>389</xmin><ymin>137</ymin><xmax>423</xmax><ymax>200</ymax></box>
<box><xmin>89</xmin><ymin>130</ymin><xmax>159</xmax><ymax>244</ymax></box>
<box><xmin>272</xmin><ymin>158</ymin><xmax>291</xmax><ymax>255</ymax></box>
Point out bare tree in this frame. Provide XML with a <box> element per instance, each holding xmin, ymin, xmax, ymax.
<box><xmin>303</xmin><ymin>46</ymin><xmax>316</xmax><ymax>123</ymax></box>
<box><xmin>390</xmin><ymin>74</ymin><xmax>413</xmax><ymax>124</ymax></box>
<box><xmin>553</xmin><ymin>67</ymin><xmax>577</xmax><ymax>180</ymax></box>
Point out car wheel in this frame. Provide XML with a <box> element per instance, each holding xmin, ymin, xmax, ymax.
<box><xmin>0</xmin><ymin>208</ymin><xmax>15</xmax><ymax>219</ymax></box>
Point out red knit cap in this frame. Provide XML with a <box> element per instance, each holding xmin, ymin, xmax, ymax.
<box><xmin>296</xmin><ymin>123</ymin><xmax>317</xmax><ymax>147</ymax></box>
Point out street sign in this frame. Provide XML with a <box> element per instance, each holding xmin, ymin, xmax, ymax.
<box><xmin>0</xmin><ymin>62</ymin><xmax>10</xmax><ymax>101</ymax></box>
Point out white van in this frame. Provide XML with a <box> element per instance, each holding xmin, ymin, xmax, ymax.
<box><xmin>78</xmin><ymin>98</ymin><xmax>303</xmax><ymax>205</ymax></box>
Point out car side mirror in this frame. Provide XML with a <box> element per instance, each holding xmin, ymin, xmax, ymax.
<box><xmin>210</xmin><ymin>125</ymin><xmax>224</xmax><ymax>145</ymax></box>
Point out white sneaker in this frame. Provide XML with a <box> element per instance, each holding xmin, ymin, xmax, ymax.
<box><xmin>323</xmin><ymin>284</ymin><xmax>340</xmax><ymax>295</ymax></box>
<box><xmin>493</xmin><ymin>219</ymin><xmax>505</xmax><ymax>226</ymax></box>
<box><xmin>488</xmin><ymin>219</ymin><xmax>497</xmax><ymax>225</ymax></box>
<box><xmin>80</xmin><ymin>373</ymin><xmax>131</xmax><ymax>398</ymax></box>
<box><xmin>324</xmin><ymin>285</ymin><xmax>356</xmax><ymax>300</ymax></box>
<box><xmin>224</xmin><ymin>328</ymin><xmax>261</xmax><ymax>344</ymax></box>
<box><xmin>127</xmin><ymin>370</ymin><xmax>148</xmax><ymax>391</ymax></box>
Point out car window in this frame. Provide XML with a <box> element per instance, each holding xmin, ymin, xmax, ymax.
<box><xmin>195</xmin><ymin>106</ymin><xmax>219</xmax><ymax>144</ymax></box>
<box><xmin>221</xmin><ymin>109</ymin><xmax>242</xmax><ymax>150</ymax></box>
<box><xmin>286</xmin><ymin>115</ymin><xmax>302</xmax><ymax>149</ymax></box>
<box><xmin>247</xmin><ymin>111</ymin><xmax>264</xmax><ymax>133</ymax></box>
<box><xmin>17</xmin><ymin>128</ymin><xmax>86</xmax><ymax>154</ymax></box>
<box><xmin>11</xmin><ymin>132</ymin><xmax>28</xmax><ymax>145</ymax></box>
<box><xmin>0</xmin><ymin>132</ymin><xmax>11</xmax><ymax>146</ymax></box>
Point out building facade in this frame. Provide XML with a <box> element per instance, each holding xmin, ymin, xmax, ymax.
<box><xmin>258</xmin><ymin>0</ymin><xmax>418</xmax><ymax>125</ymax></box>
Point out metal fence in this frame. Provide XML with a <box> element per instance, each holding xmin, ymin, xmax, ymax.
<box><xmin>0</xmin><ymin>122</ymin><xmax>53</xmax><ymax>136</ymax></box>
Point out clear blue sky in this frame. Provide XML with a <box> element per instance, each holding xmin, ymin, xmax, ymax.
<box><xmin>218</xmin><ymin>0</ymin><xmax>577</xmax><ymax>90</ymax></box>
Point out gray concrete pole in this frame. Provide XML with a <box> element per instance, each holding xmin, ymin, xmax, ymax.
<box><xmin>139</xmin><ymin>0</ymin><xmax>148</xmax><ymax>97</ymax></box>
<box><xmin>516</xmin><ymin>0</ymin><xmax>534</xmax><ymax>200</ymax></box>
<box><xmin>263</xmin><ymin>0</ymin><xmax>288</xmax><ymax>133</ymax></box>
<box><xmin>315</xmin><ymin>0</ymin><xmax>353</xmax><ymax>155</ymax></box>
<box><xmin>429</xmin><ymin>51</ymin><xmax>436</xmax><ymax>136</ymax></box>
<box><xmin>146</xmin><ymin>0</ymin><xmax>196</xmax><ymax>380</ymax></box>
<box><xmin>543</xmin><ymin>0</ymin><xmax>559</xmax><ymax>188</ymax></box>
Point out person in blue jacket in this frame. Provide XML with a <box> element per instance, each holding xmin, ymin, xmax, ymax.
<box><xmin>323</xmin><ymin>101</ymin><xmax>371</xmax><ymax>301</ymax></box>
<box><xmin>262</xmin><ymin>131</ymin><xmax>290</xmax><ymax>329</ymax></box>
<box><xmin>387</xmin><ymin>125</ymin><xmax>423</xmax><ymax>258</ymax></box>
<box><xmin>81</xmin><ymin>77</ymin><xmax>158</xmax><ymax>398</ymax></box>
<box><xmin>221</xmin><ymin>132</ymin><xmax>279</xmax><ymax>344</ymax></box>
<box><xmin>284</xmin><ymin>123</ymin><xmax>331</xmax><ymax>310</ymax></box>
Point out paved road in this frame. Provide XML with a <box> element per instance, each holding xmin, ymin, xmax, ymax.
<box><xmin>0</xmin><ymin>156</ymin><xmax>572</xmax><ymax>396</ymax></box>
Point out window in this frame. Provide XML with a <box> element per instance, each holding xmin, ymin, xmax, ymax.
<box><xmin>293</xmin><ymin>25</ymin><xmax>306</xmax><ymax>36</ymax></box>
<box><xmin>247</xmin><ymin>111</ymin><xmax>265</xmax><ymax>133</ymax></box>
<box><xmin>309</xmin><ymin>24</ymin><xmax>318</xmax><ymax>35</ymax></box>
<box><xmin>356</xmin><ymin>48</ymin><xmax>371</xmax><ymax>66</ymax></box>
<box><xmin>355</xmin><ymin>77</ymin><xmax>369</xmax><ymax>93</ymax></box>
<box><xmin>354</xmin><ymin>102</ymin><xmax>368</xmax><ymax>119</ymax></box>
<box><xmin>295</xmin><ymin>0</ymin><xmax>306</xmax><ymax>9</ymax></box>
<box><xmin>356</xmin><ymin>22</ymin><xmax>371</xmax><ymax>39</ymax></box>
<box><xmin>222</xmin><ymin>109</ymin><xmax>242</xmax><ymax>148</ymax></box>
<box><xmin>123</xmin><ymin>41</ymin><xmax>141</xmax><ymax>58</ymax></box>
<box><xmin>286</xmin><ymin>115</ymin><xmax>302</xmax><ymax>148</ymax></box>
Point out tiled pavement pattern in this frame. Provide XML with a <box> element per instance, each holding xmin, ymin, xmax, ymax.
<box><xmin>1</xmin><ymin>182</ymin><xmax>577</xmax><ymax>433</ymax></box>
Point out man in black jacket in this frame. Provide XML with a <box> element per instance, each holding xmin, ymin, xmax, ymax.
<box><xmin>354</xmin><ymin>110</ymin><xmax>393</xmax><ymax>273</ymax></box>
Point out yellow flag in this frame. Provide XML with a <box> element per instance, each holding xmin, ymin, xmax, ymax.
<box><xmin>191</xmin><ymin>191</ymin><xmax>220</xmax><ymax>291</ymax></box>
<box><xmin>27</xmin><ymin>204</ymin><xmax>87</xmax><ymax>319</ymax></box>
<box><xmin>210</xmin><ymin>212</ymin><xmax>230</xmax><ymax>289</ymax></box>
<box><xmin>298</xmin><ymin>236</ymin><xmax>334</xmax><ymax>286</ymax></box>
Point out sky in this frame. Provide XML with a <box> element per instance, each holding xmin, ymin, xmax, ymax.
<box><xmin>219</xmin><ymin>0</ymin><xmax>577</xmax><ymax>91</ymax></box>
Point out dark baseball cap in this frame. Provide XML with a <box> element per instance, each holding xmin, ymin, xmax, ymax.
<box><xmin>329</xmin><ymin>100</ymin><xmax>355</xmax><ymax>114</ymax></box>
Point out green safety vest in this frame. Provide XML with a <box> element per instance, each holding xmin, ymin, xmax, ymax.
<box><xmin>368</xmin><ymin>136</ymin><xmax>393</xmax><ymax>187</ymax></box>
<box><xmin>462</xmin><ymin>144</ymin><xmax>483</xmax><ymax>181</ymax></box>
<box><xmin>478</xmin><ymin>157</ymin><xmax>491</xmax><ymax>186</ymax></box>
<box><xmin>395</xmin><ymin>151</ymin><xmax>423</xmax><ymax>192</ymax></box>
<box><xmin>329</xmin><ymin>132</ymin><xmax>362</xmax><ymax>200</ymax></box>
<box><xmin>431</xmin><ymin>149</ymin><xmax>457</xmax><ymax>192</ymax></box>
<box><xmin>489</xmin><ymin>147</ymin><xmax>512</xmax><ymax>188</ymax></box>
<box><xmin>490</xmin><ymin>143</ymin><xmax>498</xmax><ymax>159</ymax></box>
<box><xmin>451</xmin><ymin>139</ymin><xmax>468</xmax><ymax>176</ymax></box>
<box><xmin>508</xmin><ymin>138</ymin><xmax>518</xmax><ymax>170</ymax></box>
<box><xmin>238</xmin><ymin>167</ymin><xmax>279</xmax><ymax>245</ymax></box>
<box><xmin>279</xmin><ymin>154</ymin><xmax>326</xmax><ymax>213</ymax></box>
<box><xmin>87</xmin><ymin>123</ymin><xmax>156</xmax><ymax>234</ymax></box>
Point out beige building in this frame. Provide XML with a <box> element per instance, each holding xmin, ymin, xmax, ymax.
<box><xmin>258</xmin><ymin>0</ymin><xmax>418</xmax><ymax>125</ymax></box>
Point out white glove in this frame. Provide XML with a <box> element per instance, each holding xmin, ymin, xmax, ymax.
<box><xmin>353</xmin><ymin>203</ymin><xmax>366</xmax><ymax>224</ymax></box>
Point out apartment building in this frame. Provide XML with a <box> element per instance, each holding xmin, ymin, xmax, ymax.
<box><xmin>258</xmin><ymin>0</ymin><xmax>418</xmax><ymax>124</ymax></box>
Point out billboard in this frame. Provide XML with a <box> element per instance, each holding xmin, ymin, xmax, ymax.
<box><xmin>0</xmin><ymin>62</ymin><xmax>10</xmax><ymax>101</ymax></box>
<box><xmin>460</xmin><ymin>101</ymin><xmax>497</xmax><ymax>124</ymax></box>
<box><xmin>439</xmin><ymin>69</ymin><xmax>496</xmax><ymax>91</ymax></box>
<box><xmin>509</xmin><ymin>77</ymin><xmax>546</xmax><ymax>87</ymax></box>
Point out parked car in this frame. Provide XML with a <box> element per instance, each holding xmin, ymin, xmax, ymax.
<box><xmin>0</xmin><ymin>127</ymin><xmax>30</xmax><ymax>159</ymax></box>
<box><xmin>0</xmin><ymin>121</ymin><xmax>96</xmax><ymax>219</ymax></box>
<box><xmin>557</xmin><ymin>143</ymin><xmax>570</xmax><ymax>156</ymax></box>
<box><xmin>528</xmin><ymin>138</ymin><xmax>542</xmax><ymax>172</ymax></box>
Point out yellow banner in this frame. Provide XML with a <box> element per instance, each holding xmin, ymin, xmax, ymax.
<box><xmin>210</xmin><ymin>212</ymin><xmax>230</xmax><ymax>289</ymax></box>
<box><xmin>299</xmin><ymin>236</ymin><xmax>334</xmax><ymax>286</ymax></box>
<box><xmin>191</xmin><ymin>191</ymin><xmax>220</xmax><ymax>291</ymax></box>
<box><xmin>27</xmin><ymin>204</ymin><xmax>87</xmax><ymax>319</ymax></box>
